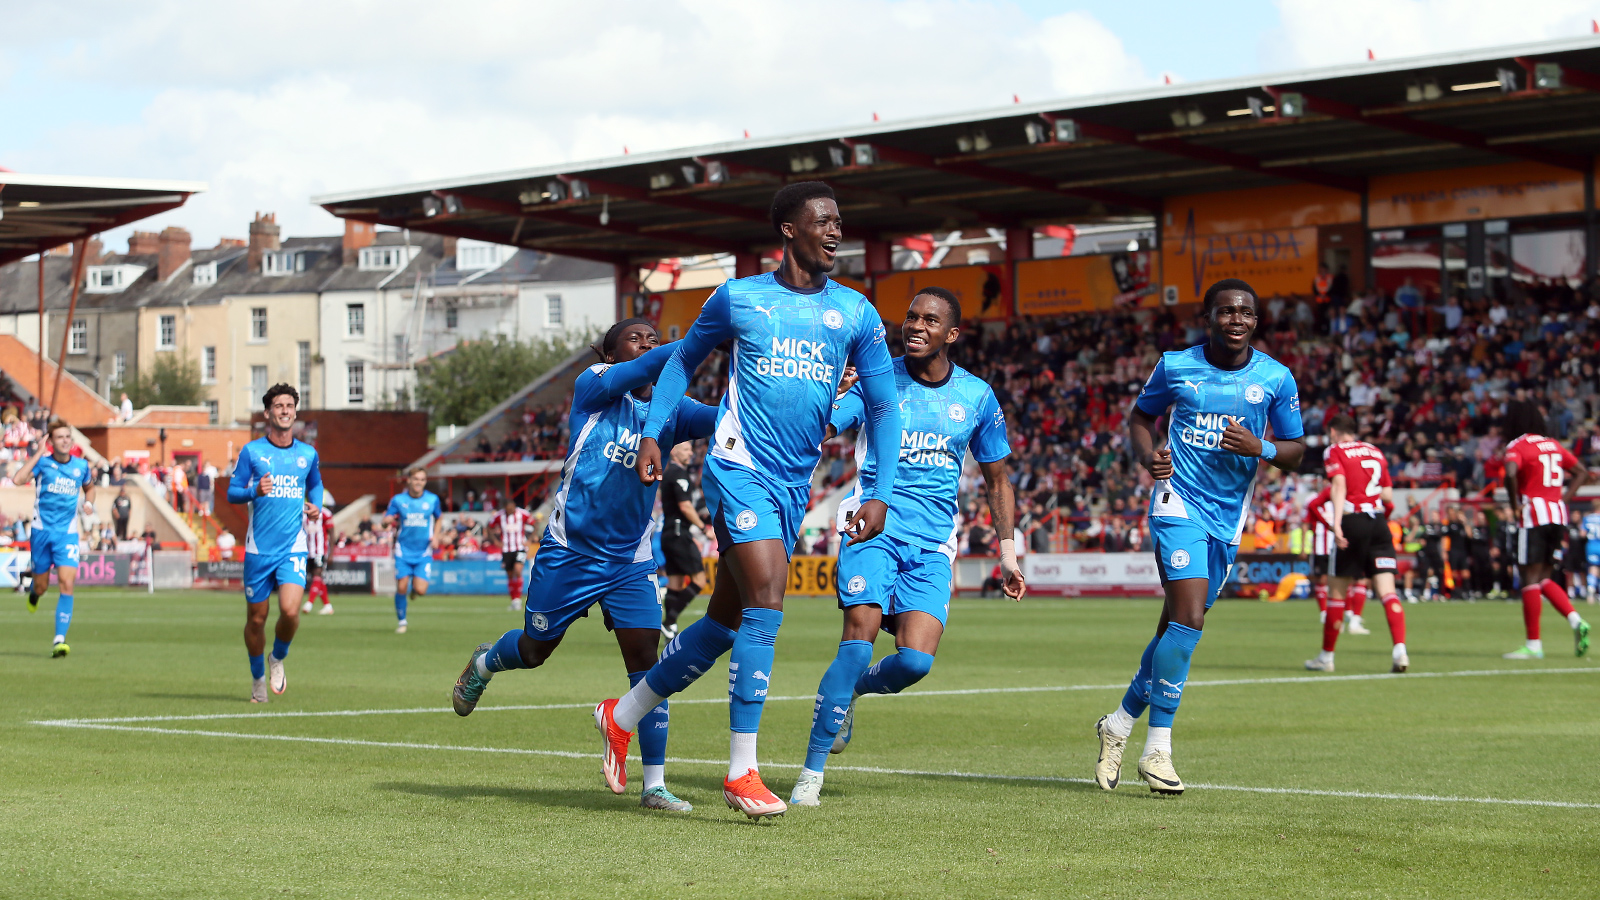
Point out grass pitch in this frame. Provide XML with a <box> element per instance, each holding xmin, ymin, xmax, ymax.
<box><xmin>2</xmin><ymin>589</ymin><xmax>1598</xmax><ymax>899</ymax></box>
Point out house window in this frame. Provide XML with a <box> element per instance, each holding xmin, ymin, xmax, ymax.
<box><xmin>202</xmin><ymin>346</ymin><xmax>217</xmax><ymax>384</ymax></box>
<box><xmin>346</xmin><ymin>303</ymin><xmax>365</xmax><ymax>337</ymax></box>
<box><xmin>394</xmin><ymin>334</ymin><xmax>409</xmax><ymax>361</ymax></box>
<box><xmin>85</xmin><ymin>265</ymin><xmax>147</xmax><ymax>293</ymax></box>
<box><xmin>298</xmin><ymin>342</ymin><xmax>312</xmax><ymax>396</ymax></box>
<box><xmin>455</xmin><ymin>240</ymin><xmax>512</xmax><ymax>271</ymax></box>
<box><xmin>192</xmin><ymin>262</ymin><xmax>216</xmax><ymax>286</ymax></box>
<box><xmin>445</xmin><ymin>305</ymin><xmax>458</xmax><ymax>329</ymax></box>
<box><xmin>545</xmin><ymin>294</ymin><xmax>563</xmax><ymax>327</ymax></box>
<box><xmin>250</xmin><ymin>365</ymin><xmax>268</xmax><ymax>401</ymax></box>
<box><xmin>347</xmin><ymin>362</ymin><xmax>365</xmax><ymax>404</ymax></box>
<box><xmin>250</xmin><ymin>307</ymin><xmax>267</xmax><ymax>341</ymax></box>
<box><xmin>158</xmin><ymin>315</ymin><xmax>176</xmax><ymax>350</ymax></box>
<box><xmin>69</xmin><ymin>319</ymin><xmax>88</xmax><ymax>354</ymax></box>
<box><xmin>262</xmin><ymin>250</ymin><xmax>304</xmax><ymax>275</ymax></box>
<box><xmin>112</xmin><ymin>351</ymin><xmax>127</xmax><ymax>386</ymax></box>
<box><xmin>205</xmin><ymin>400</ymin><xmax>219</xmax><ymax>425</ymax></box>
<box><xmin>357</xmin><ymin>246</ymin><xmax>419</xmax><ymax>271</ymax></box>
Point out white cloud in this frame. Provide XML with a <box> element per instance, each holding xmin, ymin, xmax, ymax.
<box><xmin>2</xmin><ymin>1</ymin><xmax>1152</xmax><ymax>249</ymax></box>
<box><xmin>1265</xmin><ymin>0</ymin><xmax>1598</xmax><ymax>70</ymax></box>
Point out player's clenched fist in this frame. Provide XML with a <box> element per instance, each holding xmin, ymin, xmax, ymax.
<box><xmin>257</xmin><ymin>473</ymin><xmax>275</xmax><ymax>496</ymax></box>
<box><xmin>1143</xmin><ymin>447</ymin><xmax>1173</xmax><ymax>480</ymax></box>
<box><xmin>1220</xmin><ymin>416</ymin><xmax>1265</xmax><ymax>457</ymax></box>
<box><xmin>634</xmin><ymin>436</ymin><xmax>662</xmax><ymax>485</ymax></box>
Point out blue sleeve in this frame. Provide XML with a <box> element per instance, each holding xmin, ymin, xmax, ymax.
<box><xmin>305</xmin><ymin>451</ymin><xmax>323</xmax><ymax>506</ymax></box>
<box><xmin>1134</xmin><ymin>357</ymin><xmax>1175</xmax><ymax>416</ymax></box>
<box><xmin>848</xmin><ymin>308</ymin><xmax>892</xmax><ymax>378</ymax></box>
<box><xmin>857</xmin><ymin>368</ymin><xmax>901</xmax><ymax>504</ymax></box>
<box><xmin>384</xmin><ymin>494</ymin><xmax>400</xmax><ymax>517</ymax></box>
<box><xmin>430</xmin><ymin>494</ymin><xmax>443</xmax><ymax>521</ymax></box>
<box><xmin>1269</xmin><ymin>369</ymin><xmax>1305</xmax><ymax>440</ymax></box>
<box><xmin>575</xmin><ymin>344</ymin><xmax>680</xmax><ymax>411</ymax></box>
<box><xmin>644</xmin><ymin>284</ymin><xmax>737</xmax><ymax>441</ymax></box>
<box><xmin>830</xmin><ymin>384</ymin><xmax>866</xmax><ymax>434</ymax></box>
<box><xmin>227</xmin><ymin>447</ymin><xmax>256</xmax><ymax>504</ymax></box>
<box><xmin>971</xmin><ymin>390</ymin><xmax>1011</xmax><ymax>463</ymax></box>
<box><xmin>668</xmin><ymin>398</ymin><xmax>719</xmax><ymax>444</ymax></box>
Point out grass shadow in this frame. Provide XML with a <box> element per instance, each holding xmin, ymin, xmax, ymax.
<box><xmin>137</xmin><ymin>692</ymin><xmax>249</xmax><ymax>702</ymax></box>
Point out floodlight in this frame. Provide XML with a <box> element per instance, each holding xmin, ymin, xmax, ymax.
<box><xmin>827</xmin><ymin>146</ymin><xmax>847</xmax><ymax>168</ymax></box>
<box><xmin>705</xmin><ymin>160</ymin><xmax>729</xmax><ymax>183</ymax></box>
<box><xmin>972</xmin><ymin>130</ymin><xmax>991</xmax><ymax>151</ymax></box>
<box><xmin>1422</xmin><ymin>79</ymin><xmax>1442</xmax><ymax>100</ymax></box>
<box><xmin>568</xmin><ymin>179</ymin><xmax>590</xmax><ymax>201</ymax></box>
<box><xmin>650</xmin><ymin>172</ymin><xmax>675</xmax><ymax>189</ymax></box>
<box><xmin>1276</xmin><ymin>93</ymin><xmax>1305</xmax><ymax>117</ymax></box>
<box><xmin>1185</xmin><ymin>107</ymin><xmax>1205</xmax><ymax>127</ymax></box>
<box><xmin>544</xmin><ymin>180</ymin><xmax>567</xmax><ymax>202</ymax></box>
<box><xmin>955</xmin><ymin>134</ymin><xmax>974</xmax><ymax>153</ymax></box>
<box><xmin>1535</xmin><ymin>63</ymin><xmax>1562</xmax><ymax>89</ymax></box>
<box><xmin>1247</xmin><ymin>97</ymin><xmax>1266</xmax><ymax>119</ymax></box>
<box><xmin>1054</xmin><ymin>118</ymin><xmax>1079</xmax><ymax>142</ymax></box>
<box><xmin>443</xmin><ymin>195</ymin><xmax>465</xmax><ymax>215</ymax></box>
<box><xmin>679</xmin><ymin>165</ymin><xmax>700</xmax><ymax>185</ymax></box>
<box><xmin>852</xmin><ymin>143</ymin><xmax>877</xmax><ymax>166</ymax></box>
<box><xmin>422</xmin><ymin>196</ymin><xmax>444</xmax><ymax>217</ymax></box>
<box><xmin>789</xmin><ymin>152</ymin><xmax>818</xmax><ymax>172</ymax></box>
<box><xmin>1497</xmin><ymin>67</ymin><xmax>1519</xmax><ymax>92</ymax></box>
<box><xmin>1169</xmin><ymin>108</ymin><xmax>1187</xmax><ymax>127</ymax></box>
<box><xmin>1024</xmin><ymin>121</ymin><xmax>1048</xmax><ymax>144</ymax></box>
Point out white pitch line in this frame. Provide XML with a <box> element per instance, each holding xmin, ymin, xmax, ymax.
<box><xmin>33</xmin><ymin>720</ymin><xmax>1600</xmax><ymax>811</ymax></box>
<box><xmin>34</xmin><ymin>665</ymin><xmax>1600</xmax><ymax>726</ymax></box>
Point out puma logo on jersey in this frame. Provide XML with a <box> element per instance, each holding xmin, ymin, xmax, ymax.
<box><xmin>1184</xmin><ymin>380</ymin><xmax>1203</xmax><ymax>395</ymax></box>
<box><xmin>754</xmin><ymin>305</ymin><xmax>776</xmax><ymax>318</ymax></box>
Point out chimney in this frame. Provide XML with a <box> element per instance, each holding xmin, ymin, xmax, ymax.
<box><xmin>215</xmin><ymin>237</ymin><xmax>245</xmax><ymax>249</ymax></box>
<box><xmin>247</xmin><ymin>212</ymin><xmax>280</xmax><ymax>273</ymax></box>
<box><xmin>84</xmin><ymin>238</ymin><xmax>104</xmax><ymax>265</ymax></box>
<box><xmin>157</xmin><ymin>227</ymin><xmax>192</xmax><ymax>281</ymax></box>
<box><xmin>128</xmin><ymin>230</ymin><xmax>160</xmax><ymax>256</ymax></box>
<box><xmin>442</xmin><ymin>236</ymin><xmax>458</xmax><ymax>260</ymax></box>
<box><xmin>342</xmin><ymin>219</ymin><xmax>375</xmax><ymax>265</ymax></box>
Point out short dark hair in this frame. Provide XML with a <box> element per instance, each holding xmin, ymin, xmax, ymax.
<box><xmin>912</xmin><ymin>286</ymin><xmax>962</xmax><ymax>325</ymax></box>
<box><xmin>262</xmin><ymin>383</ymin><xmax>299</xmax><ymax>410</ymax></box>
<box><xmin>1327</xmin><ymin>413</ymin><xmax>1357</xmax><ymax>437</ymax></box>
<box><xmin>770</xmin><ymin>181</ymin><xmax>836</xmax><ymax>238</ymax></box>
<box><xmin>1202</xmin><ymin>278</ymin><xmax>1257</xmax><ymax>316</ymax></box>
<box><xmin>1503</xmin><ymin>400</ymin><xmax>1548</xmax><ymax>439</ymax></box>
<box><xmin>406</xmin><ymin>466</ymin><xmax>428</xmax><ymax>479</ymax></box>
<box><xmin>46</xmin><ymin>416</ymin><xmax>70</xmax><ymax>435</ymax></box>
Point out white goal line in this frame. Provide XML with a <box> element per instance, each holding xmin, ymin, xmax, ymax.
<box><xmin>33</xmin><ymin>665</ymin><xmax>1600</xmax><ymax>727</ymax></box>
<box><xmin>33</xmin><ymin>719</ymin><xmax>1600</xmax><ymax>811</ymax></box>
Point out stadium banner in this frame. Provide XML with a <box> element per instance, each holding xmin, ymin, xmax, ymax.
<box><xmin>324</xmin><ymin>560</ymin><xmax>374</xmax><ymax>594</ymax></box>
<box><xmin>1014</xmin><ymin>553</ymin><xmax>1162</xmax><ymax>597</ymax></box>
<box><xmin>1161</xmin><ymin>183</ymin><xmax>1360</xmax><ymax>305</ymax></box>
<box><xmin>428</xmin><ymin>559</ymin><xmax>510</xmax><ymax>595</ymax></box>
<box><xmin>1227</xmin><ymin>553</ymin><xmax>1313</xmax><ymax>598</ymax></box>
<box><xmin>1015</xmin><ymin>252</ymin><xmax>1156</xmax><ymax>315</ymax></box>
<box><xmin>25</xmin><ymin>552</ymin><xmax>136</xmax><ymax>587</ymax></box>
<box><xmin>704</xmin><ymin>555</ymin><xmax>836</xmax><ymax>596</ymax></box>
<box><xmin>197</xmin><ymin>560</ymin><xmax>244</xmax><ymax>581</ymax></box>
<box><xmin>1368</xmin><ymin>161</ymin><xmax>1585</xmax><ymax>228</ymax></box>
<box><xmin>330</xmin><ymin>544</ymin><xmax>392</xmax><ymax>561</ymax></box>
<box><xmin>873</xmin><ymin>265</ymin><xmax>1010</xmax><ymax>322</ymax></box>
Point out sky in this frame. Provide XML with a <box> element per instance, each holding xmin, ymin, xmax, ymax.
<box><xmin>3</xmin><ymin>0</ymin><xmax>1598</xmax><ymax>250</ymax></box>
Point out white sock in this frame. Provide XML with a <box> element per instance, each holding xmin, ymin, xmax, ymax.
<box><xmin>1143</xmin><ymin>726</ymin><xmax>1172</xmax><ymax>756</ymax></box>
<box><xmin>800</xmin><ymin>767</ymin><xmax>824</xmax><ymax>780</ymax></box>
<box><xmin>473</xmin><ymin>654</ymin><xmax>493</xmax><ymax>680</ymax></box>
<box><xmin>614</xmin><ymin>681</ymin><xmax>667</xmax><ymax>733</ymax></box>
<box><xmin>642</xmin><ymin>764</ymin><xmax>665</xmax><ymax>792</ymax></box>
<box><xmin>1392</xmin><ymin>642</ymin><xmax>1407</xmax><ymax>658</ymax></box>
<box><xmin>1569</xmin><ymin>612</ymin><xmax>1584</xmax><ymax>629</ymax></box>
<box><xmin>1316</xmin><ymin>650</ymin><xmax>1333</xmax><ymax>664</ymax></box>
<box><xmin>53</xmin><ymin>635</ymin><xmax>65</xmax><ymax>644</ymax></box>
<box><xmin>1528</xmin><ymin>638</ymin><xmax>1544</xmax><ymax>652</ymax></box>
<box><xmin>729</xmin><ymin>731</ymin><xmax>758</xmax><ymax>779</ymax></box>
<box><xmin>1104</xmin><ymin>705</ymin><xmax>1136</xmax><ymax>739</ymax></box>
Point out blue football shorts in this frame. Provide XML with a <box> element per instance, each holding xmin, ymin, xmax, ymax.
<box><xmin>395</xmin><ymin>556</ymin><xmax>433</xmax><ymax>582</ymax></box>
<box><xmin>29</xmin><ymin>530</ymin><xmax>81</xmax><ymax>572</ymax></box>
<box><xmin>836</xmin><ymin>534</ymin><xmax>953</xmax><ymax>628</ymax></box>
<box><xmin>244</xmin><ymin>552</ymin><xmax>307</xmax><ymax>604</ymax></box>
<box><xmin>703</xmin><ymin>456</ymin><xmax>808</xmax><ymax>559</ymax></box>
<box><xmin>523</xmin><ymin>542</ymin><xmax>661</xmax><ymax>640</ymax></box>
<box><xmin>1586</xmin><ymin>540</ymin><xmax>1600</xmax><ymax>568</ymax></box>
<box><xmin>1149</xmin><ymin>516</ymin><xmax>1238</xmax><ymax>609</ymax></box>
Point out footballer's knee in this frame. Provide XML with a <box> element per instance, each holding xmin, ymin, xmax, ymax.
<box><xmin>897</xmin><ymin>647</ymin><xmax>935</xmax><ymax>683</ymax></box>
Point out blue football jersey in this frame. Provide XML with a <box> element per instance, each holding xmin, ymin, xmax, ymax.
<box><xmin>1136</xmin><ymin>345</ymin><xmax>1304</xmax><ymax>543</ymax></box>
<box><xmin>385</xmin><ymin>491</ymin><xmax>442</xmax><ymax>562</ymax></box>
<box><xmin>229</xmin><ymin>437</ymin><xmax>322</xmax><ymax>558</ymax></box>
<box><xmin>1582</xmin><ymin>513</ymin><xmax>1600</xmax><ymax>541</ymax></box>
<box><xmin>31</xmin><ymin>453</ymin><xmax>91</xmax><ymax>535</ymax></box>
<box><xmin>644</xmin><ymin>273</ymin><xmax>893</xmax><ymax>491</ymax></box>
<box><xmin>545</xmin><ymin>357</ymin><xmax>716</xmax><ymax>564</ymax></box>
<box><xmin>834</xmin><ymin>358</ymin><xmax>1009</xmax><ymax>556</ymax></box>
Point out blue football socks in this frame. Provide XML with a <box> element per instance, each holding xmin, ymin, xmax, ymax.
<box><xmin>643</xmin><ymin>614</ymin><xmax>737</xmax><ymax>698</ymax></box>
<box><xmin>856</xmin><ymin>647</ymin><xmax>935</xmax><ymax>696</ymax></box>
<box><xmin>728</xmin><ymin>607</ymin><xmax>783</xmax><ymax>734</ymax></box>
<box><xmin>394</xmin><ymin>591</ymin><xmax>408</xmax><ymax>622</ymax></box>
<box><xmin>53</xmin><ymin>594</ymin><xmax>73</xmax><ymax>640</ymax></box>
<box><xmin>805</xmin><ymin>640</ymin><xmax>873</xmax><ymax>771</ymax></box>
<box><xmin>1148</xmin><ymin>622</ymin><xmax>1202</xmax><ymax>729</ymax></box>
<box><xmin>630</xmin><ymin>671</ymin><xmax>669</xmax><ymax>767</ymax></box>
<box><xmin>485</xmin><ymin>628</ymin><xmax>529</xmax><ymax>673</ymax></box>
<box><xmin>249</xmin><ymin>654</ymin><xmax>265</xmax><ymax>680</ymax></box>
<box><xmin>271</xmin><ymin>636</ymin><xmax>290</xmax><ymax>661</ymax></box>
<box><xmin>1118</xmin><ymin>630</ymin><xmax>1162</xmax><ymax>720</ymax></box>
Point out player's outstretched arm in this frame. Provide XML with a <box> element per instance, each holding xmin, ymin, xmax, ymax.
<box><xmin>11</xmin><ymin>441</ymin><xmax>45</xmax><ymax>485</ymax></box>
<box><xmin>979</xmin><ymin>457</ymin><xmax>1025</xmax><ymax>601</ymax></box>
<box><xmin>842</xmin><ymin>367</ymin><xmax>900</xmax><ymax>545</ymax></box>
<box><xmin>594</xmin><ymin>344</ymin><xmax>679</xmax><ymax>401</ymax></box>
<box><xmin>635</xmin><ymin>288</ymin><xmax>736</xmax><ymax>485</ymax></box>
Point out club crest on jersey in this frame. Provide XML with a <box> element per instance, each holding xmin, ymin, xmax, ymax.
<box><xmin>735</xmin><ymin>509</ymin><xmax>758</xmax><ymax>531</ymax></box>
<box><xmin>1170</xmin><ymin>549</ymin><xmax>1191</xmax><ymax>569</ymax></box>
<box><xmin>823</xmin><ymin>309</ymin><xmax>844</xmax><ymax>330</ymax></box>
<box><xmin>297</xmin><ymin>457</ymin><xmax>308</xmax><ymax>468</ymax></box>
<box><xmin>1245</xmin><ymin>384</ymin><xmax>1265</xmax><ymax>404</ymax></box>
<box><xmin>531</xmin><ymin>613</ymin><xmax>549</xmax><ymax>631</ymax></box>
<box><xmin>846</xmin><ymin>575</ymin><xmax>866</xmax><ymax>595</ymax></box>
<box><xmin>947</xmin><ymin>403</ymin><xmax>966</xmax><ymax>423</ymax></box>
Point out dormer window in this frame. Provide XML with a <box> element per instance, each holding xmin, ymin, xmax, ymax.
<box><xmin>192</xmin><ymin>261</ymin><xmax>217</xmax><ymax>286</ymax></box>
<box><xmin>455</xmin><ymin>239</ymin><xmax>513</xmax><ymax>271</ymax></box>
<box><xmin>262</xmin><ymin>250</ymin><xmax>307</xmax><ymax>276</ymax></box>
<box><xmin>84</xmin><ymin>264</ymin><xmax>148</xmax><ymax>294</ymax></box>
<box><xmin>358</xmin><ymin>245</ymin><xmax>420</xmax><ymax>271</ymax></box>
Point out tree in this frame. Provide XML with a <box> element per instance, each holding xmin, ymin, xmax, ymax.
<box><xmin>124</xmin><ymin>352</ymin><xmax>206</xmax><ymax>409</ymax></box>
<box><xmin>414</xmin><ymin>333</ymin><xmax>584</xmax><ymax>427</ymax></box>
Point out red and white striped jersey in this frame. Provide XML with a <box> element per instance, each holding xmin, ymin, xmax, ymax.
<box><xmin>1305</xmin><ymin>486</ymin><xmax>1334</xmax><ymax>555</ymax></box>
<box><xmin>304</xmin><ymin>507</ymin><xmax>332</xmax><ymax>558</ymax></box>
<box><xmin>1505</xmin><ymin>433</ymin><xmax>1579</xmax><ymax>527</ymax></box>
<box><xmin>489</xmin><ymin>507</ymin><xmax>534</xmax><ymax>553</ymax></box>
<box><xmin>1324</xmin><ymin>440</ymin><xmax>1391</xmax><ymax>515</ymax></box>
